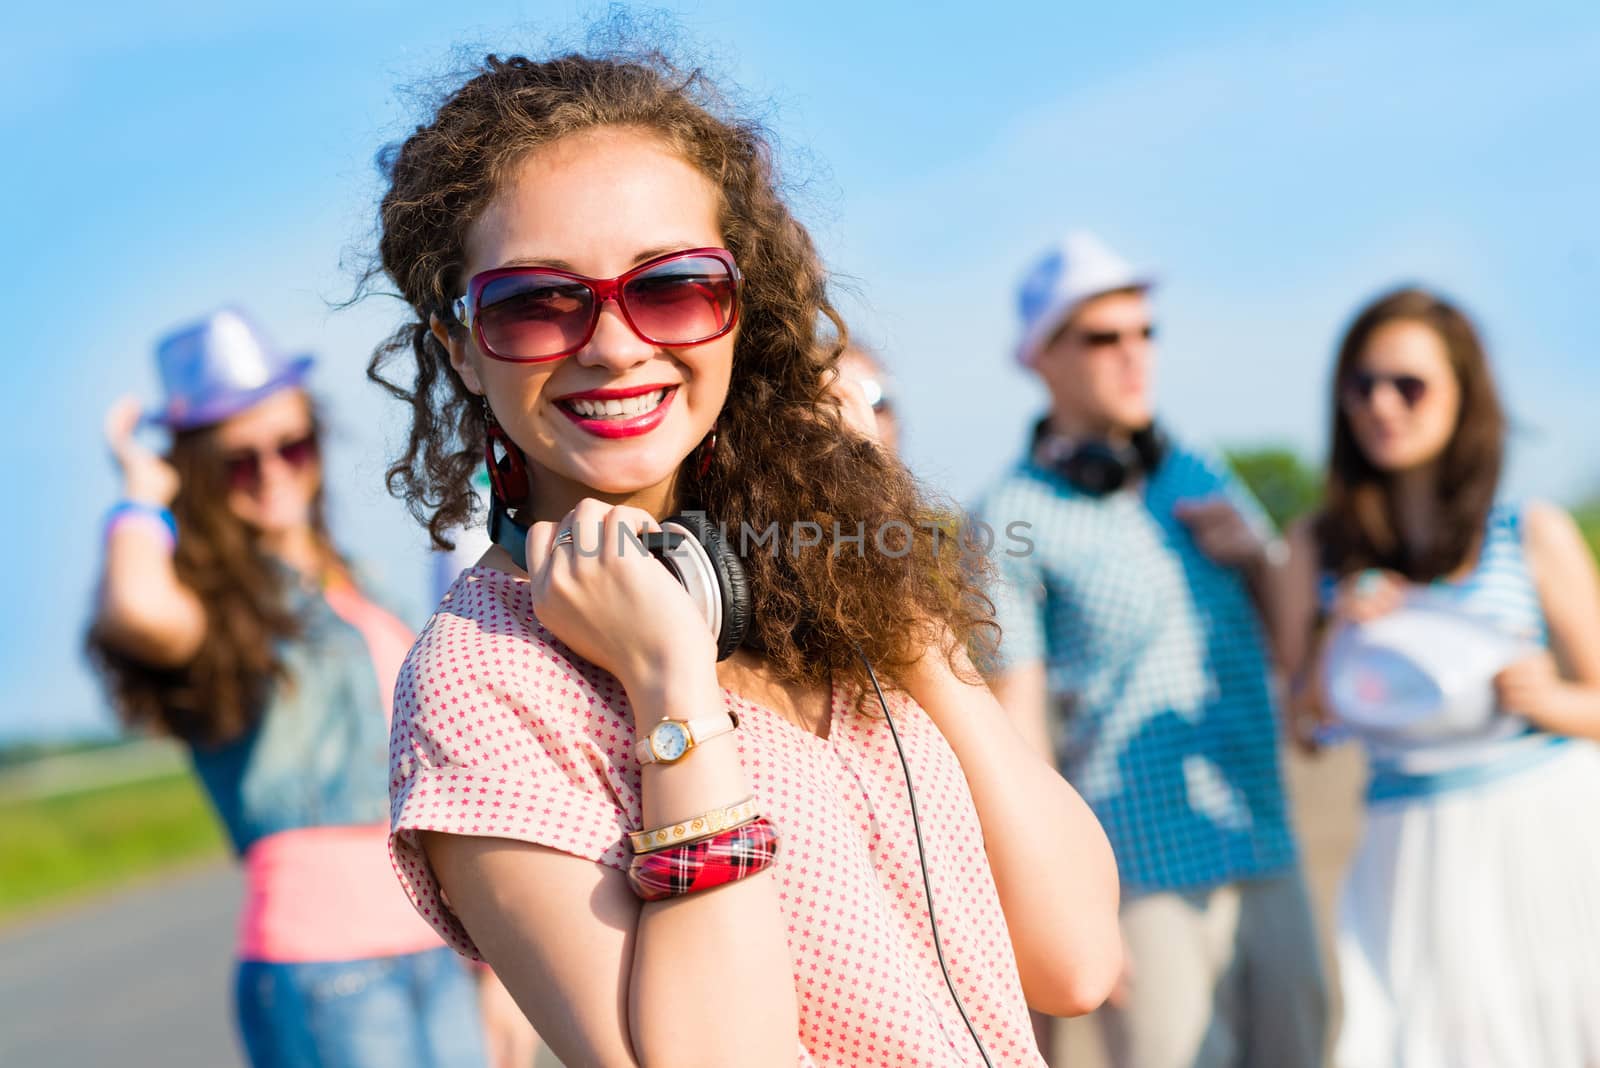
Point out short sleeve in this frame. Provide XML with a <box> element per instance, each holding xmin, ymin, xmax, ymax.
<box><xmin>387</xmin><ymin>568</ymin><xmax>641</xmax><ymax>960</ymax></box>
<box><xmin>970</xmin><ymin>495</ymin><xmax>1047</xmax><ymax>674</ymax></box>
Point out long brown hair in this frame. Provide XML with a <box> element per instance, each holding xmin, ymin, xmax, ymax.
<box><xmin>364</xmin><ymin>46</ymin><xmax>995</xmax><ymax>693</ymax></box>
<box><xmin>86</xmin><ymin>398</ymin><xmax>336</xmax><ymax>745</ymax></box>
<box><xmin>1315</xmin><ymin>287</ymin><xmax>1506</xmax><ymax>582</ymax></box>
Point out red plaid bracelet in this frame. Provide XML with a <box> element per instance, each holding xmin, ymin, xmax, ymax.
<box><xmin>626</xmin><ymin>817</ymin><xmax>780</xmax><ymax>902</ymax></box>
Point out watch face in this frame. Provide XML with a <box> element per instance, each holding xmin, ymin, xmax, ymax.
<box><xmin>650</xmin><ymin>721</ymin><xmax>690</xmax><ymax>762</ymax></box>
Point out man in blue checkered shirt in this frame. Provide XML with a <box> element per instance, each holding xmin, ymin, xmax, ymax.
<box><xmin>975</xmin><ymin>233</ymin><xmax>1326</xmax><ymax>1068</ymax></box>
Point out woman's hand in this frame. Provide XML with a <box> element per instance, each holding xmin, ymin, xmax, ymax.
<box><xmin>93</xmin><ymin>396</ymin><xmax>206</xmax><ymax>667</ymax></box>
<box><xmin>523</xmin><ymin>498</ymin><xmax>717</xmax><ymax>701</ymax></box>
<box><xmin>1332</xmin><ymin>568</ymin><xmax>1406</xmax><ymax>623</ymax></box>
<box><xmin>476</xmin><ymin>966</ymin><xmax>541</xmax><ymax>1068</ymax></box>
<box><xmin>1494</xmin><ymin>651</ymin><xmax>1575</xmax><ymax>730</ymax></box>
<box><xmin>105</xmin><ymin>395</ymin><xmax>179</xmax><ymax>506</ymax></box>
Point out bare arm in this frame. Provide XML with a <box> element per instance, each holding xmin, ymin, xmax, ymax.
<box><xmin>988</xmin><ymin>660</ymin><xmax>1051</xmax><ymax>761</ymax></box>
<box><xmin>421</xmin><ymin>666</ymin><xmax>797</xmax><ymax>1068</ymax></box>
<box><xmin>1272</xmin><ymin>519</ymin><xmax>1323</xmax><ymax>683</ymax></box>
<box><xmin>911</xmin><ymin>643</ymin><xmax>1121</xmax><ymax>1017</ymax></box>
<box><xmin>1276</xmin><ymin>519</ymin><xmax>1337</xmax><ymax>749</ymax></box>
<box><xmin>423</xmin><ymin>502</ymin><xmax>799</xmax><ymax>1068</ymax></box>
<box><xmin>473</xmin><ymin>965</ymin><xmax>543</xmax><ymax>1068</ymax></box>
<box><xmin>92</xmin><ymin>397</ymin><xmax>206</xmax><ymax>668</ymax></box>
<box><xmin>422</xmin><ymin>836</ymin><xmax>641</xmax><ymax>1067</ymax></box>
<box><xmin>1494</xmin><ymin>502</ymin><xmax>1600</xmax><ymax>740</ymax></box>
<box><xmin>1243</xmin><ymin>546</ymin><xmax>1293</xmax><ymax>671</ymax></box>
<box><xmin>1175</xmin><ymin>496</ymin><xmax>1291</xmax><ymax>670</ymax></box>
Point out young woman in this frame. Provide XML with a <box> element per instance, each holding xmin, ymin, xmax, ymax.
<box><xmin>372</xmin><ymin>49</ymin><xmax>1121</xmax><ymax>1067</ymax></box>
<box><xmin>87</xmin><ymin>309</ymin><xmax>515</xmax><ymax>1068</ymax></box>
<box><xmin>1279</xmin><ymin>288</ymin><xmax>1600</xmax><ymax>1068</ymax></box>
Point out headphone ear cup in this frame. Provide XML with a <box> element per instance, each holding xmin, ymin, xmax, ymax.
<box><xmin>712</xmin><ymin>531</ymin><xmax>752</xmax><ymax>660</ymax></box>
<box><xmin>1059</xmin><ymin>444</ymin><xmax>1129</xmax><ymax>497</ymax></box>
<box><xmin>662</xmin><ymin>513</ymin><xmax>751</xmax><ymax>661</ymax></box>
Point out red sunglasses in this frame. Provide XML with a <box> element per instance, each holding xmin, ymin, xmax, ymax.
<box><xmin>453</xmin><ymin>247</ymin><xmax>743</xmax><ymax>364</ymax></box>
<box><xmin>222</xmin><ymin>433</ymin><xmax>319</xmax><ymax>491</ymax></box>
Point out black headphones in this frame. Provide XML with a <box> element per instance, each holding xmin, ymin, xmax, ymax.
<box><xmin>490</xmin><ymin>499</ymin><xmax>752</xmax><ymax>661</ymax></box>
<box><xmin>486</xmin><ymin>491</ymin><xmax>995</xmax><ymax>1067</ymax></box>
<box><xmin>1031</xmin><ymin>416</ymin><xmax>1168</xmax><ymax>496</ymax></box>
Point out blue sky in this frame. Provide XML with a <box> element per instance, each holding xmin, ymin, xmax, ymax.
<box><xmin>5</xmin><ymin>1</ymin><xmax>1598</xmax><ymax>740</ymax></box>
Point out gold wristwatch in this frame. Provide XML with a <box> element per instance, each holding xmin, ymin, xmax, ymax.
<box><xmin>634</xmin><ymin>709</ymin><xmax>739</xmax><ymax>766</ymax></box>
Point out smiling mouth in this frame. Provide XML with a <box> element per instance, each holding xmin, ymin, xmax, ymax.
<box><xmin>557</xmin><ymin>388</ymin><xmax>673</xmax><ymax>421</ymax></box>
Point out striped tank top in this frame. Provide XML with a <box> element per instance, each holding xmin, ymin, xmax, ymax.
<box><xmin>1322</xmin><ymin>502</ymin><xmax>1572</xmax><ymax>803</ymax></box>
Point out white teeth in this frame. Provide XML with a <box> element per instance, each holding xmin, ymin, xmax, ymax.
<box><xmin>568</xmin><ymin>389</ymin><xmax>667</xmax><ymax>419</ymax></box>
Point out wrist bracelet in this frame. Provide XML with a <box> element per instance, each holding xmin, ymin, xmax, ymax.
<box><xmin>628</xmin><ymin>796</ymin><xmax>760</xmax><ymax>854</ymax></box>
<box><xmin>105</xmin><ymin>501</ymin><xmax>178</xmax><ymax>552</ymax></box>
<box><xmin>626</xmin><ymin>817</ymin><xmax>780</xmax><ymax>902</ymax></box>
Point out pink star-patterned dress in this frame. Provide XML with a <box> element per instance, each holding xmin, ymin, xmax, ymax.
<box><xmin>389</xmin><ymin>567</ymin><xmax>1045</xmax><ymax>1067</ymax></box>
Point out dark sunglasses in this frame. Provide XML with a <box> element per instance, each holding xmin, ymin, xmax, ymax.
<box><xmin>222</xmin><ymin>433</ymin><xmax>319</xmax><ymax>490</ymax></box>
<box><xmin>453</xmin><ymin>247</ymin><xmax>743</xmax><ymax>364</ymax></box>
<box><xmin>1344</xmin><ymin>371</ymin><xmax>1429</xmax><ymax>409</ymax></box>
<box><xmin>1072</xmin><ymin>323</ymin><xmax>1157</xmax><ymax>349</ymax></box>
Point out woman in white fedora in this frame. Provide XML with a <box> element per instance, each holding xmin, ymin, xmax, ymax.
<box><xmin>1278</xmin><ymin>287</ymin><xmax>1600</xmax><ymax>1068</ymax></box>
<box><xmin>85</xmin><ymin>309</ymin><xmax>526</xmax><ymax>1067</ymax></box>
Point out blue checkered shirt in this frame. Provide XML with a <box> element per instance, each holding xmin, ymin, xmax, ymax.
<box><xmin>974</xmin><ymin>437</ymin><xmax>1298</xmax><ymax>896</ymax></box>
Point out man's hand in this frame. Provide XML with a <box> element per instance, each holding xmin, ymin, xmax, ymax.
<box><xmin>1175</xmin><ymin>495</ymin><xmax>1271</xmax><ymax>571</ymax></box>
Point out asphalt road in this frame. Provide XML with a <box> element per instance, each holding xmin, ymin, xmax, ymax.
<box><xmin>0</xmin><ymin>863</ymin><xmax>244</xmax><ymax>1067</ymax></box>
<box><xmin>0</xmin><ymin>747</ymin><xmax>1365</xmax><ymax>1067</ymax></box>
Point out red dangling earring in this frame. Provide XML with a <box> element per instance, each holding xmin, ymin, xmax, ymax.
<box><xmin>482</xmin><ymin>398</ymin><xmax>530</xmax><ymax>504</ymax></box>
<box><xmin>696</xmin><ymin>424</ymin><xmax>719</xmax><ymax>478</ymax></box>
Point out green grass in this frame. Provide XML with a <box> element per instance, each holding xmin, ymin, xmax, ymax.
<box><xmin>1574</xmin><ymin>501</ymin><xmax>1600</xmax><ymax>562</ymax></box>
<box><xmin>0</xmin><ymin>771</ymin><xmax>227</xmax><ymax>923</ymax></box>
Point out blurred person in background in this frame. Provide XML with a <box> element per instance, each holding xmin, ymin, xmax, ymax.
<box><xmin>975</xmin><ymin>232</ymin><xmax>1327</xmax><ymax>1068</ymax></box>
<box><xmin>1279</xmin><ymin>287</ymin><xmax>1600</xmax><ymax>1068</ymax></box>
<box><xmin>834</xmin><ymin>338</ymin><xmax>901</xmax><ymax>453</ymax></box>
<box><xmin>85</xmin><ymin>309</ymin><xmax>526</xmax><ymax>1068</ymax></box>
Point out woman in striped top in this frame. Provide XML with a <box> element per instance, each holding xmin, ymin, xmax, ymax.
<box><xmin>1278</xmin><ymin>287</ymin><xmax>1600</xmax><ymax>1068</ymax></box>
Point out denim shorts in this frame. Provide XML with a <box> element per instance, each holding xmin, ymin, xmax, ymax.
<box><xmin>235</xmin><ymin>946</ymin><xmax>487</xmax><ymax>1068</ymax></box>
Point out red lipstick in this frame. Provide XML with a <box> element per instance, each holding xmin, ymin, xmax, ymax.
<box><xmin>555</xmin><ymin>384</ymin><xmax>677</xmax><ymax>439</ymax></box>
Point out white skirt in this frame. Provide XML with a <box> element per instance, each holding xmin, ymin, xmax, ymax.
<box><xmin>1334</xmin><ymin>740</ymin><xmax>1600</xmax><ymax>1068</ymax></box>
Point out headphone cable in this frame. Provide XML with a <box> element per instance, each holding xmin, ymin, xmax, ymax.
<box><xmin>856</xmin><ymin>646</ymin><xmax>995</xmax><ymax>1068</ymax></box>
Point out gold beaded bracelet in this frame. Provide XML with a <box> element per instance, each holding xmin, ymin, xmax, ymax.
<box><xmin>628</xmin><ymin>796</ymin><xmax>761</xmax><ymax>854</ymax></box>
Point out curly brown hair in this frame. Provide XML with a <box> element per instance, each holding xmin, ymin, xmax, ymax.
<box><xmin>365</xmin><ymin>46</ymin><xmax>995</xmax><ymax>693</ymax></box>
<box><xmin>86</xmin><ymin>401</ymin><xmax>335</xmax><ymax>745</ymax></box>
<box><xmin>1315</xmin><ymin>286</ymin><xmax>1506</xmax><ymax>582</ymax></box>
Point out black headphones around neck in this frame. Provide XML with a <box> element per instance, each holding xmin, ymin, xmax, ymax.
<box><xmin>1031</xmin><ymin>416</ymin><xmax>1168</xmax><ymax>497</ymax></box>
